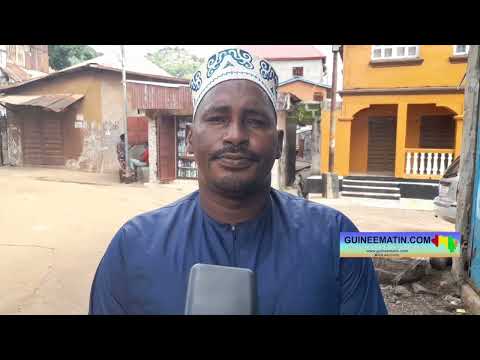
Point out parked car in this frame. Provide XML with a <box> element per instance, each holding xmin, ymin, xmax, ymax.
<box><xmin>431</xmin><ymin>157</ymin><xmax>459</xmax><ymax>270</ymax></box>
<box><xmin>433</xmin><ymin>156</ymin><xmax>460</xmax><ymax>224</ymax></box>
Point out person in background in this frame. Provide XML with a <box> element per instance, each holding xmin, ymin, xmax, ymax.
<box><xmin>116</xmin><ymin>134</ymin><xmax>126</xmax><ymax>178</ymax></box>
<box><xmin>128</xmin><ymin>143</ymin><xmax>149</xmax><ymax>175</ymax></box>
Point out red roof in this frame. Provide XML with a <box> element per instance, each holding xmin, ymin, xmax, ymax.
<box><xmin>239</xmin><ymin>45</ymin><xmax>325</xmax><ymax>61</ymax></box>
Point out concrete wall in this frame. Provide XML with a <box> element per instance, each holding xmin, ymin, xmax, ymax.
<box><xmin>6</xmin><ymin>110</ymin><xmax>22</xmax><ymax>166</ymax></box>
<box><xmin>147</xmin><ymin>116</ymin><xmax>158</xmax><ymax>183</ymax></box>
<box><xmin>270</xmin><ymin>59</ymin><xmax>325</xmax><ymax>84</ymax></box>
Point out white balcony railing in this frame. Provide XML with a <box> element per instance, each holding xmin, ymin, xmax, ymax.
<box><xmin>405</xmin><ymin>148</ymin><xmax>454</xmax><ymax>178</ymax></box>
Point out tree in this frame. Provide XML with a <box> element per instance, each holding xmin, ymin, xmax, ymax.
<box><xmin>147</xmin><ymin>47</ymin><xmax>204</xmax><ymax>79</ymax></box>
<box><xmin>49</xmin><ymin>45</ymin><xmax>100</xmax><ymax>70</ymax></box>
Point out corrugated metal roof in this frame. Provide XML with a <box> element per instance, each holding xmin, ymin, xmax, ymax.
<box><xmin>62</xmin><ymin>53</ymin><xmax>173</xmax><ymax>78</ymax></box>
<box><xmin>3</xmin><ymin>63</ymin><xmax>31</xmax><ymax>82</ymax></box>
<box><xmin>128</xmin><ymin>82</ymin><xmax>193</xmax><ymax>112</ymax></box>
<box><xmin>0</xmin><ymin>93</ymin><xmax>84</xmax><ymax>112</ymax></box>
<box><xmin>0</xmin><ymin>63</ymin><xmax>189</xmax><ymax>93</ymax></box>
<box><xmin>279</xmin><ymin>77</ymin><xmax>331</xmax><ymax>88</ymax></box>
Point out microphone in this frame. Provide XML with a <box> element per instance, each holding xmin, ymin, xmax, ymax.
<box><xmin>184</xmin><ymin>263</ymin><xmax>256</xmax><ymax>315</ymax></box>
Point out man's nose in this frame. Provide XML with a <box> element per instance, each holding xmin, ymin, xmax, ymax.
<box><xmin>223</xmin><ymin>118</ymin><xmax>249</xmax><ymax>146</ymax></box>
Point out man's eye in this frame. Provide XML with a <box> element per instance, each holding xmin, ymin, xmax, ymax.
<box><xmin>247</xmin><ymin>118</ymin><xmax>266</xmax><ymax>127</ymax></box>
<box><xmin>206</xmin><ymin>117</ymin><xmax>225</xmax><ymax>123</ymax></box>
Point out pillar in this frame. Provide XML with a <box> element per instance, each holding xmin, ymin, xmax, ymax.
<box><xmin>147</xmin><ymin>113</ymin><xmax>158</xmax><ymax>183</ymax></box>
<box><xmin>454</xmin><ymin>115</ymin><xmax>464</xmax><ymax>157</ymax></box>
<box><xmin>335</xmin><ymin>117</ymin><xmax>352</xmax><ymax>176</ymax></box>
<box><xmin>394</xmin><ymin>103</ymin><xmax>408</xmax><ymax>178</ymax></box>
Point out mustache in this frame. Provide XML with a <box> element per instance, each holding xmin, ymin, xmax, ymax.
<box><xmin>208</xmin><ymin>144</ymin><xmax>260</xmax><ymax>161</ymax></box>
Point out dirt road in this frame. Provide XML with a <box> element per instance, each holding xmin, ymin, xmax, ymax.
<box><xmin>0</xmin><ymin>167</ymin><xmax>455</xmax><ymax>314</ymax></box>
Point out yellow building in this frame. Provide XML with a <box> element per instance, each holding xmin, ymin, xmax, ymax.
<box><xmin>330</xmin><ymin>45</ymin><xmax>468</xmax><ymax>183</ymax></box>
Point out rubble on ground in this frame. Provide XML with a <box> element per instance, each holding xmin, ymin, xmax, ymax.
<box><xmin>375</xmin><ymin>258</ymin><xmax>469</xmax><ymax>315</ymax></box>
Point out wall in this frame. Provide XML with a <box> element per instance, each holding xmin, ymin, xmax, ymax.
<box><xmin>343</xmin><ymin>45</ymin><xmax>468</xmax><ymax>89</ymax></box>
<box><xmin>147</xmin><ymin>115</ymin><xmax>158</xmax><ymax>183</ymax></box>
<box><xmin>270</xmin><ymin>59</ymin><xmax>325</xmax><ymax>84</ymax></box>
<box><xmin>97</xmin><ymin>71</ymin><xmax>138</xmax><ymax>173</ymax></box>
<box><xmin>3</xmin><ymin>70</ymin><xmax>103</xmax><ymax>123</ymax></box>
<box><xmin>349</xmin><ymin>112</ymin><xmax>369</xmax><ymax>173</ymax></box>
<box><xmin>278</xmin><ymin>81</ymin><xmax>328</xmax><ymax>102</ymax></box>
<box><xmin>6</xmin><ymin>110</ymin><xmax>22</xmax><ymax>166</ymax></box>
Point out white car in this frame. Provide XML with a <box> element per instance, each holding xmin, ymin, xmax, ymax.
<box><xmin>433</xmin><ymin>157</ymin><xmax>460</xmax><ymax>224</ymax></box>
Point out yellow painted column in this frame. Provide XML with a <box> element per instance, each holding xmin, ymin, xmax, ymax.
<box><xmin>454</xmin><ymin>115</ymin><xmax>463</xmax><ymax>158</ymax></box>
<box><xmin>394</xmin><ymin>103</ymin><xmax>408</xmax><ymax>178</ymax></box>
<box><xmin>335</xmin><ymin>117</ymin><xmax>353</xmax><ymax>176</ymax></box>
<box><xmin>320</xmin><ymin>109</ymin><xmax>331</xmax><ymax>174</ymax></box>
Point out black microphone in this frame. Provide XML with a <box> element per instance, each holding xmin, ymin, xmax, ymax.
<box><xmin>184</xmin><ymin>263</ymin><xmax>256</xmax><ymax>315</ymax></box>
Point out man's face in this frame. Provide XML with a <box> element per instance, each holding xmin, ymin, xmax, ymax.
<box><xmin>187</xmin><ymin>80</ymin><xmax>283</xmax><ymax>197</ymax></box>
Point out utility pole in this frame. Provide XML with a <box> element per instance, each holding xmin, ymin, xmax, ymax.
<box><xmin>322</xmin><ymin>45</ymin><xmax>341</xmax><ymax>198</ymax></box>
<box><xmin>121</xmin><ymin>45</ymin><xmax>130</xmax><ymax>178</ymax></box>
<box><xmin>329</xmin><ymin>45</ymin><xmax>340</xmax><ymax>173</ymax></box>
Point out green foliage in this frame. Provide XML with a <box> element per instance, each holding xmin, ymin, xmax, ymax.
<box><xmin>147</xmin><ymin>47</ymin><xmax>204</xmax><ymax>79</ymax></box>
<box><xmin>48</xmin><ymin>45</ymin><xmax>100</xmax><ymax>70</ymax></box>
<box><xmin>296</xmin><ymin>106</ymin><xmax>314</xmax><ymax>126</ymax></box>
<box><xmin>293</xmin><ymin>103</ymin><xmax>322</xmax><ymax>126</ymax></box>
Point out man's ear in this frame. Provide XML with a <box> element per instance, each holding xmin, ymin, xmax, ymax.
<box><xmin>275</xmin><ymin>129</ymin><xmax>284</xmax><ymax>159</ymax></box>
<box><xmin>186</xmin><ymin>123</ymin><xmax>193</xmax><ymax>154</ymax></box>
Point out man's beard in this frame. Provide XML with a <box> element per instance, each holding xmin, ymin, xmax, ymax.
<box><xmin>209</xmin><ymin>173</ymin><xmax>271</xmax><ymax>199</ymax></box>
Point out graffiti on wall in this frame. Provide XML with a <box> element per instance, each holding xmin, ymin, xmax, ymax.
<box><xmin>65</xmin><ymin>120</ymin><xmax>122</xmax><ymax>173</ymax></box>
<box><xmin>7</xmin><ymin>125</ymin><xmax>22</xmax><ymax>166</ymax></box>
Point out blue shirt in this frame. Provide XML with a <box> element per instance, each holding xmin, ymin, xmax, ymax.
<box><xmin>89</xmin><ymin>189</ymin><xmax>388</xmax><ymax>315</ymax></box>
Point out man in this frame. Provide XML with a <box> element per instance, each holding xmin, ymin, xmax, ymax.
<box><xmin>117</xmin><ymin>134</ymin><xmax>127</xmax><ymax>179</ymax></box>
<box><xmin>89</xmin><ymin>48</ymin><xmax>387</xmax><ymax>315</ymax></box>
<box><xmin>128</xmin><ymin>143</ymin><xmax>149</xmax><ymax>174</ymax></box>
<box><xmin>116</xmin><ymin>134</ymin><xmax>126</xmax><ymax>171</ymax></box>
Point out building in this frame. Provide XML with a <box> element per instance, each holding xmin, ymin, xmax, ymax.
<box><xmin>326</xmin><ymin>45</ymin><xmax>468</xmax><ymax>200</ymax></box>
<box><xmin>0</xmin><ymin>45</ymin><xmax>51</xmax><ymax>165</ymax></box>
<box><xmin>0</xmin><ymin>54</ymin><xmax>190</xmax><ymax>173</ymax></box>
<box><xmin>240</xmin><ymin>45</ymin><xmax>330</xmax><ymax>102</ymax></box>
<box><xmin>0</xmin><ymin>45</ymin><xmax>49</xmax><ymax>85</ymax></box>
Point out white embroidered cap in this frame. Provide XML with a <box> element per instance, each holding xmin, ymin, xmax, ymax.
<box><xmin>190</xmin><ymin>48</ymin><xmax>279</xmax><ymax>119</ymax></box>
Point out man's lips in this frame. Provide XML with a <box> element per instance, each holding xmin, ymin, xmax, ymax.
<box><xmin>215</xmin><ymin>153</ymin><xmax>256</xmax><ymax>169</ymax></box>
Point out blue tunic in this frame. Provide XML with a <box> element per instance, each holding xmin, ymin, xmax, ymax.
<box><xmin>89</xmin><ymin>189</ymin><xmax>387</xmax><ymax>315</ymax></box>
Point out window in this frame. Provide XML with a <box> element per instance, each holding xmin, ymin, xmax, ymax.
<box><xmin>453</xmin><ymin>45</ymin><xmax>470</xmax><ymax>56</ymax></box>
<box><xmin>313</xmin><ymin>92</ymin><xmax>323</xmax><ymax>102</ymax></box>
<box><xmin>371</xmin><ymin>45</ymin><xmax>419</xmax><ymax>60</ymax></box>
<box><xmin>293</xmin><ymin>67</ymin><xmax>304</xmax><ymax>77</ymax></box>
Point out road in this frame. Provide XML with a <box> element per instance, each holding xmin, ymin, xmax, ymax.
<box><xmin>0</xmin><ymin>167</ymin><xmax>454</xmax><ymax>314</ymax></box>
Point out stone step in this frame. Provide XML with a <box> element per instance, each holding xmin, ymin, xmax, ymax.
<box><xmin>342</xmin><ymin>184</ymin><xmax>400</xmax><ymax>193</ymax></box>
<box><xmin>344</xmin><ymin>175</ymin><xmax>398</xmax><ymax>182</ymax></box>
<box><xmin>342</xmin><ymin>179</ymin><xmax>400</xmax><ymax>187</ymax></box>
<box><xmin>341</xmin><ymin>191</ymin><xmax>400</xmax><ymax>200</ymax></box>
